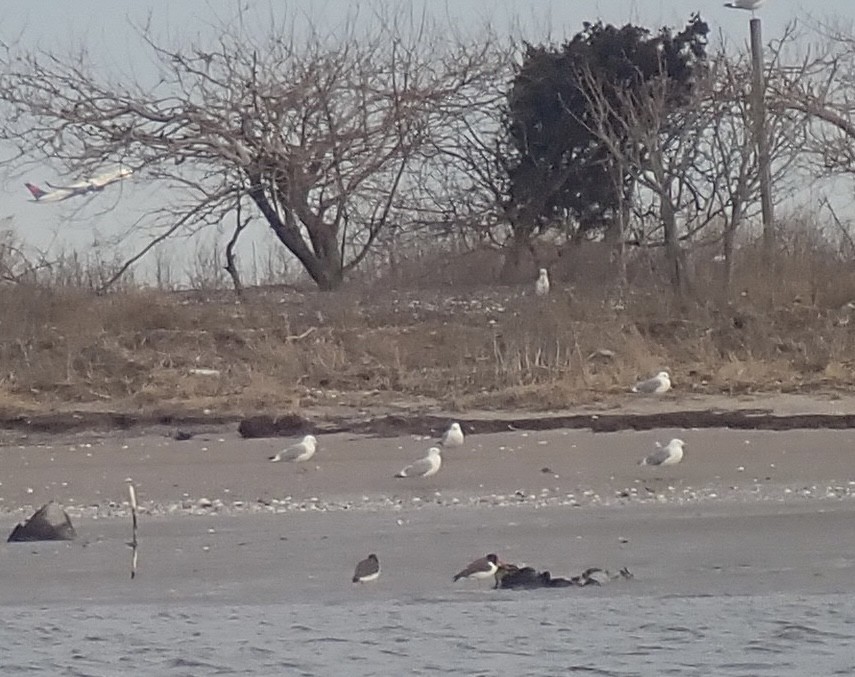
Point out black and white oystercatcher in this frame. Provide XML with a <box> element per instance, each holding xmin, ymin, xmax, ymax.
<box><xmin>453</xmin><ymin>554</ymin><xmax>500</xmax><ymax>582</ymax></box>
<box><xmin>352</xmin><ymin>554</ymin><xmax>381</xmax><ymax>583</ymax></box>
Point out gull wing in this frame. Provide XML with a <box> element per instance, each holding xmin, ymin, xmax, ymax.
<box><xmin>270</xmin><ymin>440</ymin><xmax>309</xmax><ymax>463</ymax></box>
<box><xmin>396</xmin><ymin>455</ymin><xmax>437</xmax><ymax>478</ymax></box>
<box><xmin>641</xmin><ymin>447</ymin><xmax>672</xmax><ymax>466</ymax></box>
<box><xmin>632</xmin><ymin>375</ymin><xmax>662</xmax><ymax>393</ymax></box>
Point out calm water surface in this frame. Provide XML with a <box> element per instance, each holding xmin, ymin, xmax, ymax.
<box><xmin>3</xmin><ymin>592</ymin><xmax>855</xmax><ymax>676</ymax></box>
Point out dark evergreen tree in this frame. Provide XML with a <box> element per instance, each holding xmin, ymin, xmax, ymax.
<box><xmin>500</xmin><ymin>14</ymin><xmax>709</xmax><ymax>274</ymax></box>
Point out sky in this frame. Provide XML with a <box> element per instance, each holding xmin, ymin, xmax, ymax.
<box><xmin>1</xmin><ymin>0</ymin><xmax>853</xmax><ymax>285</ymax></box>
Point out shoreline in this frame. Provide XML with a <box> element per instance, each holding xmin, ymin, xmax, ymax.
<box><xmin>3</xmin><ymin>391</ymin><xmax>855</xmax><ymax>442</ymax></box>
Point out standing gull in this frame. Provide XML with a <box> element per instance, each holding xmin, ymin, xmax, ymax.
<box><xmin>639</xmin><ymin>438</ymin><xmax>685</xmax><ymax>467</ymax></box>
<box><xmin>394</xmin><ymin>447</ymin><xmax>442</xmax><ymax>478</ymax></box>
<box><xmin>535</xmin><ymin>268</ymin><xmax>550</xmax><ymax>296</ymax></box>
<box><xmin>724</xmin><ymin>0</ymin><xmax>765</xmax><ymax>14</ymax></box>
<box><xmin>630</xmin><ymin>371</ymin><xmax>671</xmax><ymax>394</ymax></box>
<box><xmin>440</xmin><ymin>422</ymin><xmax>465</xmax><ymax>448</ymax></box>
<box><xmin>269</xmin><ymin>434</ymin><xmax>318</xmax><ymax>463</ymax></box>
<box><xmin>352</xmin><ymin>554</ymin><xmax>381</xmax><ymax>583</ymax></box>
<box><xmin>453</xmin><ymin>554</ymin><xmax>501</xmax><ymax>582</ymax></box>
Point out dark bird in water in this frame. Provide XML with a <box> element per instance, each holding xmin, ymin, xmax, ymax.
<box><xmin>352</xmin><ymin>554</ymin><xmax>381</xmax><ymax>583</ymax></box>
<box><xmin>494</xmin><ymin>564</ymin><xmax>573</xmax><ymax>589</ymax></box>
<box><xmin>453</xmin><ymin>554</ymin><xmax>500</xmax><ymax>582</ymax></box>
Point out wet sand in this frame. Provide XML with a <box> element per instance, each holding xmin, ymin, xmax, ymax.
<box><xmin>2</xmin><ymin>500</ymin><xmax>855</xmax><ymax>607</ymax></box>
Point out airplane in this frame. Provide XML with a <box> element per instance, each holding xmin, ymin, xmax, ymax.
<box><xmin>25</xmin><ymin>166</ymin><xmax>133</xmax><ymax>203</ymax></box>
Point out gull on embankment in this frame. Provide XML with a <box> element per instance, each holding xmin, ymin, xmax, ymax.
<box><xmin>440</xmin><ymin>422</ymin><xmax>465</xmax><ymax>448</ymax></box>
<box><xmin>630</xmin><ymin>371</ymin><xmax>671</xmax><ymax>394</ymax></box>
<box><xmin>638</xmin><ymin>438</ymin><xmax>685</xmax><ymax>467</ymax></box>
<box><xmin>269</xmin><ymin>435</ymin><xmax>318</xmax><ymax>463</ymax></box>
<box><xmin>535</xmin><ymin>268</ymin><xmax>550</xmax><ymax>296</ymax></box>
<box><xmin>394</xmin><ymin>447</ymin><xmax>442</xmax><ymax>478</ymax></box>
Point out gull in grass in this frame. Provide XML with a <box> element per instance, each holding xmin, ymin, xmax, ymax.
<box><xmin>724</xmin><ymin>0</ymin><xmax>766</xmax><ymax>14</ymax></box>
<box><xmin>535</xmin><ymin>268</ymin><xmax>550</xmax><ymax>297</ymax></box>
<box><xmin>394</xmin><ymin>447</ymin><xmax>442</xmax><ymax>478</ymax></box>
<box><xmin>352</xmin><ymin>554</ymin><xmax>381</xmax><ymax>583</ymax></box>
<box><xmin>630</xmin><ymin>371</ymin><xmax>671</xmax><ymax>394</ymax></box>
<box><xmin>269</xmin><ymin>435</ymin><xmax>318</xmax><ymax>463</ymax></box>
<box><xmin>453</xmin><ymin>553</ymin><xmax>501</xmax><ymax>583</ymax></box>
<box><xmin>639</xmin><ymin>438</ymin><xmax>685</xmax><ymax>467</ymax></box>
<box><xmin>440</xmin><ymin>422</ymin><xmax>465</xmax><ymax>448</ymax></box>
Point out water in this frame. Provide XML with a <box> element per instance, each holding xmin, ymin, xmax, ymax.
<box><xmin>3</xmin><ymin>593</ymin><xmax>855</xmax><ymax>675</ymax></box>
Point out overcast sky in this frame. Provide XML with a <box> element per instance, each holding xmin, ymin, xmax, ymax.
<box><xmin>1</xmin><ymin>0</ymin><xmax>853</xmax><ymax>283</ymax></box>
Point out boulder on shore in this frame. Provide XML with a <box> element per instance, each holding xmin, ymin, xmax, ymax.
<box><xmin>7</xmin><ymin>502</ymin><xmax>77</xmax><ymax>542</ymax></box>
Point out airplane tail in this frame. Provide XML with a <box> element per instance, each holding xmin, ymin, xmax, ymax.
<box><xmin>24</xmin><ymin>183</ymin><xmax>47</xmax><ymax>200</ymax></box>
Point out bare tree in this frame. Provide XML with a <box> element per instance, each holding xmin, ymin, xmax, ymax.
<box><xmin>0</xmin><ymin>8</ymin><xmax>495</xmax><ymax>290</ymax></box>
<box><xmin>576</xmin><ymin>42</ymin><xmax>805</xmax><ymax>301</ymax></box>
<box><xmin>701</xmin><ymin>42</ymin><xmax>805</xmax><ymax>297</ymax></box>
<box><xmin>769</xmin><ymin>22</ymin><xmax>855</xmax><ymax>182</ymax></box>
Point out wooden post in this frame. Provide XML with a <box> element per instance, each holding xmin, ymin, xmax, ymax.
<box><xmin>750</xmin><ymin>18</ymin><xmax>775</xmax><ymax>265</ymax></box>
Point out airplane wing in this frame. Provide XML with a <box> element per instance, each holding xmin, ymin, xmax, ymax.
<box><xmin>46</xmin><ymin>167</ymin><xmax>133</xmax><ymax>192</ymax></box>
<box><xmin>89</xmin><ymin>167</ymin><xmax>133</xmax><ymax>188</ymax></box>
<box><xmin>45</xmin><ymin>180</ymin><xmax>92</xmax><ymax>192</ymax></box>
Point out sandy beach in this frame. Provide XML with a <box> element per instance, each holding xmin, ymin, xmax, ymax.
<box><xmin>3</xmin><ymin>397</ymin><xmax>855</xmax><ymax>675</ymax></box>
<box><xmin>2</xmin><ymin>405</ymin><xmax>855</xmax><ymax>517</ymax></box>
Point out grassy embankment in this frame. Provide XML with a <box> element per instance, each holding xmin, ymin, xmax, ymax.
<box><xmin>1</xmin><ymin>240</ymin><xmax>854</xmax><ymax>419</ymax></box>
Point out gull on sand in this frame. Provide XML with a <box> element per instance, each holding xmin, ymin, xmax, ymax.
<box><xmin>395</xmin><ymin>447</ymin><xmax>442</xmax><ymax>478</ymax></box>
<box><xmin>630</xmin><ymin>371</ymin><xmax>671</xmax><ymax>394</ymax></box>
<box><xmin>269</xmin><ymin>434</ymin><xmax>318</xmax><ymax>463</ymax></box>
<box><xmin>535</xmin><ymin>268</ymin><xmax>550</xmax><ymax>296</ymax></box>
<box><xmin>440</xmin><ymin>422</ymin><xmax>465</xmax><ymax>448</ymax></box>
<box><xmin>639</xmin><ymin>438</ymin><xmax>685</xmax><ymax>467</ymax></box>
<box><xmin>352</xmin><ymin>554</ymin><xmax>381</xmax><ymax>583</ymax></box>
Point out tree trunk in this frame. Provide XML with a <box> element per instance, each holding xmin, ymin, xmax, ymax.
<box><xmin>660</xmin><ymin>191</ymin><xmax>683</xmax><ymax>298</ymax></box>
<box><xmin>500</xmin><ymin>224</ymin><xmax>534</xmax><ymax>283</ymax></box>
<box><xmin>650</xmin><ymin>156</ymin><xmax>683</xmax><ymax>298</ymax></box>
<box><xmin>247</xmin><ymin>183</ymin><xmax>344</xmax><ymax>291</ymax></box>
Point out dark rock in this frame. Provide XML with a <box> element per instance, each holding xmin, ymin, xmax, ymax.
<box><xmin>173</xmin><ymin>430</ymin><xmax>194</xmax><ymax>441</ymax></box>
<box><xmin>238</xmin><ymin>413</ymin><xmax>311</xmax><ymax>439</ymax></box>
<box><xmin>7</xmin><ymin>502</ymin><xmax>77</xmax><ymax>542</ymax></box>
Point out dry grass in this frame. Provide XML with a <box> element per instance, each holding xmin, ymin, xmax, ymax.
<box><xmin>1</xmin><ymin>235</ymin><xmax>855</xmax><ymax>416</ymax></box>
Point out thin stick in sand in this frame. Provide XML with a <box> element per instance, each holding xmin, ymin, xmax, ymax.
<box><xmin>127</xmin><ymin>482</ymin><xmax>139</xmax><ymax>580</ymax></box>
